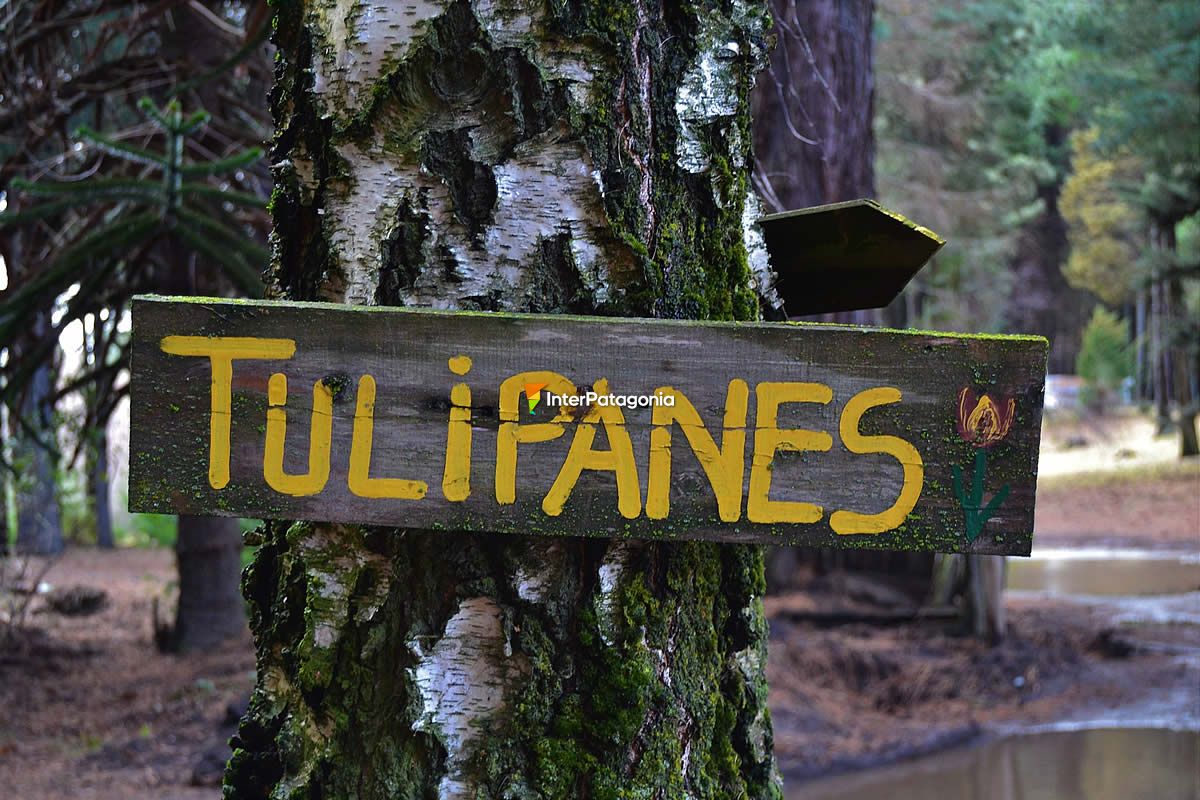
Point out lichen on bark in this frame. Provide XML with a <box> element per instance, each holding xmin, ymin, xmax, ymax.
<box><xmin>227</xmin><ymin>1</ymin><xmax>784</xmax><ymax>797</ymax></box>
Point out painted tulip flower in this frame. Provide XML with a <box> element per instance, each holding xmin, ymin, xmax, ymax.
<box><xmin>956</xmin><ymin>388</ymin><xmax>1015</xmax><ymax>448</ymax></box>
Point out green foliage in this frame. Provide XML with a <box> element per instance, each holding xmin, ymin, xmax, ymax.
<box><xmin>1070</xmin><ymin>2</ymin><xmax>1200</xmax><ymax>181</ymax></box>
<box><xmin>55</xmin><ymin>466</ymin><xmax>93</xmax><ymax>545</ymax></box>
<box><xmin>1076</xmin><ymin>307</ymin><xmax>1133</xmax><ymax>409</ymax></box>
<box><xmin>877</xmin><ymin>0</ymin><xmax>1199</xmax><ymax>378</ymax></box>
<box><xmin>115</xmin><ymin>513</ymin><xmax>178</xmax><ymax>549</ymax></box>
<box><xmin>1060</xmin><ymin>129</ymin><xmax>1142</xmax><ymax>304</ymax></box>
<box><xmin>0</xmin><ymin>97</ymin><xmax>267</xmax><ymax>415</ymax></box>
<box><xmin>874</xmin><ymin>0</ymin><xmax>1042</xmax><ymax>332</ymax></box>
<box><xmin>1178</xmin><ymin>214</ymin><xmax>1200</xmax><ymax>265</ymax></box>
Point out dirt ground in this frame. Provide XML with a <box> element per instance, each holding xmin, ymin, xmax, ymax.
<box><xmin>0</xmin><ymin>549</ymin><xmax>254</xmax><ymax>800</ymax></box>
<box><xmin>767</xmin><ymin>435</ymin><xmax>1199</xmax><ymax>781</ymax></box>
<box><xmin>0</xmin><ymin>445</ymin><xmax>1197</xmax><ymax>797</ymax></box>
<box><xmin>1036</xmin><ymin>410</ymin><xmax>1184</xmax><ymax>478</ymax></box>
<box><xmin>1035</xmin><ymin>463</ymin><xmax>1199</xmax><ymax>549</ymax></box>
<box><xmin>767</xmin><ymin>594</ymin><xmax>1200</xmax><ymax>781</ymax></box>
<box><xmin>1035</xmin><ymin>413</ymin><xmax>1199</xmax><ymax>549</ymax></box>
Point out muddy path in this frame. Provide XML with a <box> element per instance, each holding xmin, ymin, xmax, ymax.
<box><xmin>767</xmin><ymin>592</ymin><xmax>1200</xmax><ymax>781</ymax></box>
<box><xmin>770</xmin><ymin>458</ymin><xmax>1199</xmax><ymax>792</ymax></box>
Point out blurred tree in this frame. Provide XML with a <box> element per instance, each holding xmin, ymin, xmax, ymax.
<box><xmin>12</xmin><ymin>354</ymin><xmax>62</xmax><ymax>554</ymax></box>
<box><xmin>81</xmin><ymin>314</ymin><xmax>117</xmax><ymax>549</ymax></box>
<box><xmin>873</xmin><ymin>0</ymin><xmax>1020</xmax><ymax>334</ymax></box>
<box><xmin>878</xmin><ymin>0</ymin><xmax>1198</xmax><ymax>450</ymax></box>
<box><xmin>6</xmin><ymin>321</ymin><xmax>62</xmax><ymax>554</ymax></box>
<box><xmin>875</xmin><ymin>0</ymin><xmax>1096</xmax><ymax>368</ymax></box>
<box><xmin>1059</xmin><ymin>130</ymin><xmax>1142</xmax><ymax>306</ymax></box>
<box><xmin>1065</xmin><ymin>0</ymin><xmax>1200</xmax><ymax>453</ymax></box>
<box><xmin>873</xmin><ymin>0</ymin><xmax>1003</xmax><ymax>331</ymax></box>
<box><xmin>2</xmin><ymin>98</ymin><xmax>266</xmax><ymax>647</ymax></box>
<box><xmin>0</xmin><ymin>0</ymin><xmax>273</xmax><ymax>646</ymax></box>
<box><xmin>0</xmin><ymin>445</ymin><xmax>6</xmax><ymax>555</ymax></box>
<box><xmin>752</xmin><ymin>0</ymin><xmax>876</xmax><ymax>211</ymax></box>
<box><xmin>1076</xmin><ymin>307</ymin><xmax>1133</xmax><ymax>414</ymax></box>
<box><xmin>0</xmin><ymin>396</ymin><xmax>6</xmax><ymax>556</ymax></box>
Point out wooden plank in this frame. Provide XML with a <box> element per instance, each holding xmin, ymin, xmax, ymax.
<box><xmin>760</xmin><ymin>199</ymin><xmax>945</xmax><ymax>316</ymax></box>
<box><xmin>128</xmin><ymin>296</ymin><xmax>1047</xmax><ymax>555</ymax></box>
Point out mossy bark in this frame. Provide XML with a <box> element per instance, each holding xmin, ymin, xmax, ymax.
<box><xmin>226</xmin><ymin>1</ymin><xmax>782</xmax><ymax>797</ymax></box>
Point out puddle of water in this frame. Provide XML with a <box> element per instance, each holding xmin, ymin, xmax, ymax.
<box><xmin>789</xmin><ymin>727</ymin><xmax>1200</xmax><ymax>800</ymax></box>
<box><xmin>1008</xmin><ymin>549</ymin><xmax>1200</xmax><ymax>595</ymax></box>
<box><xmin>1072</xmin><ymin>592</ymin><xmax>1200</xmax><ymax>627</ymax></box>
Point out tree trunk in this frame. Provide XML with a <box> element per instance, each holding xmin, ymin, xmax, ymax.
<box><xmin>751</xmin><ymin>0</ymin><xmax>875</xmax><ymax>212</ymax></box>
<box><xmin>964</xmin><ymin>555</ymin><xmax>1006</xmax><ymax>643</ymax></box>
<box><xmin>1148</xmin><ymin>220</ymin><xmax>1197</xmax><ymax>453</ymax></box>
<box><xmin>0</xmin><ymin>215</ymin><xmax>59</xmax><ymax>555</ymax></box>
<box><xmin>13</xmin><ymin>357</ymin><xmax>62</xmax><ymax>555</ymax></box>
<box><xmin>1002</xmin><ymin>152</ymin><xmax>1095</xmax><ymax>375</ymax></box>
<box><xmin>1135</xmin><ymin>288</ymin><xmax>1148</xmax><ymax>401</ymax></box>
<box><xmin>1164</xmin><ymin>225</ymin><xmax>1198</xmax><ymax>456</ymax></box>
<box><xmin>90</xmin><ymin>425</ymin><xmax>114</xmax><ymax>549</ymax></box>
<box><xmin>751</xmin><ymin>0</ymin><xmax>876</xmax><ymax>329</ymax></box>
<box><xmin>1170</xmin><ymin>275</ymin><xmax>1199</xmax><ymax>456</ymax></box>
<box><xmin>227</xmin><ymin>2</ymin><xmax>781</xmax><ymax>798</ymax></box>
<box><xmin>1179</xmin><ymin>410</ymin><xmax>1199</xmax><ymax>458</ymax></box>
<box><xmin>929</xmin><ymin>552</ymin><xmax>965</xmax><ymax>607</ymax></box>
<box><xmin>1150</xmin><ymin>271</ymin><xmax>1171</xmax><ymax>431</ymax></box>
<box><xmin>169</xmin><ymin>515</ymin><xmax>246</xmax><ymax>653</ymax></box>
<box><xmin>81</xmin><ymin>314</ymin><xmax>115</xmax><ymax>549</ymax></box>
<box><xmin>0</xmin><ymin>416</ymin><xmax>8</xmax><ymax>557</ymax></box>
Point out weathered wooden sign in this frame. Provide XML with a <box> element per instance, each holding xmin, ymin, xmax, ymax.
<box><xmin>128</xmin><ymin>296</ymin><xmax>1047</xmax><ymax>555</ymax></box>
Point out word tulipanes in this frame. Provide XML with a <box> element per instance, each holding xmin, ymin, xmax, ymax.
<box><xmin>161</xmin><ymin>335</ymin><xmax>924</xmax><ymax>537</ymax></box>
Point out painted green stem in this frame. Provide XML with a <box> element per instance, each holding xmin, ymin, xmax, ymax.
<box><xmin>953</xmin><ymin>449</ymin><xmax>1011</xmax><ymax>542</ymax></box>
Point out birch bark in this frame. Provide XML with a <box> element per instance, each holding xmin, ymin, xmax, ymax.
<box><xmin>227</xmin><ymin>2</ymin><xmax>782</xmax><ymax>796</ymax></box>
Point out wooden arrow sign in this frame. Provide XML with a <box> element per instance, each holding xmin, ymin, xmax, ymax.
<box><xmin>759</xmin><ymin>199</ymin><xmax>945</xmax><ymax>316</ymax></box>
<box><xmin>128</xmin><ymin>296</ymin><xmax>1046</xmax><ymax>555</ymax></box>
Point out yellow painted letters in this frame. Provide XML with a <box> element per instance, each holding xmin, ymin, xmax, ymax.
<box><xmin>159</xmin><ymin>330</ymin><xmax>929</xmax><ymax>532</ymax></box>
<box><xmin>442</xmin><ymin>355</ymin><xmax>474</xmax><ymax>502</ymax></box>
<box><xmin>543</xmin><ymin>379</ymin><xmax>641</xmax><ymax>519</ymax></box>
<box><xmin>746</xmin><ymin>382</ymin><xmax>833</xmax><ymax>523</ymax></box>
<box><xmin>263</xmin><ymin>374</ymin><xmax>333</xmax><ymax>496</ymax></box>
<box><xmin>830</xmin><ymin>387</ymin><xmax>924</xmax><ymax>535</ymax></box>
<box><xmin>495</xmin><ymin>371</ymin><xmax>577</xmax><ymax>505</ymax></box>
<box><xmin>159</xmin><ymin>335</ymin><xmax>295</xmax><ymax>490</ymax></box>
<box><xmin>646</xmin><ymin>381</ymin><xmax>748</xmax><ymax>522</ymax></box>
<box><xmin>348</xmin><ymin>375</ymin><xmax>428</xmax><ymax>500</ymax></box>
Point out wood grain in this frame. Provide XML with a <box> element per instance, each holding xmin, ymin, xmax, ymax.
<box><xmin>128</xmin><ymin>296</ymin><xmax>1047</xmax><ymax>554</ymax></box>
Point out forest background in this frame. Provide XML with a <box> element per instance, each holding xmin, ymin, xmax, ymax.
<box><xmin>0</xmin><ymin>0</ymin><xmax>1196</xmax><ymax>796</ymax></box>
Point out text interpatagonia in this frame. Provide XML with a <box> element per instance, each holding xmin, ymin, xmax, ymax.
<box><xmin>544</xmin><ymin>390</ymin><xmax>676</xmax><ymax>409</ymax></box>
